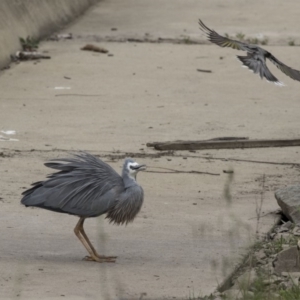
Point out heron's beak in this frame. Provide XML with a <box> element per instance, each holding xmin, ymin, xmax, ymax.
<box><xmin>135</xmin><ymin>164</ymin><xmax>146</xmax><ymax>171</ymax></box>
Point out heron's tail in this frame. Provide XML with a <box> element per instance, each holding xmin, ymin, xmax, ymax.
<box><xmin>21</xmin><ymin>182</ymin><xmax>45</xmax><ymax>206</ymax></box>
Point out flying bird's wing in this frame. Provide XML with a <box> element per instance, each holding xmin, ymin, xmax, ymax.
<box><xmin>237</xmin><ymin>54</ymin><xmax>283</xmax><ymax>86</ymax></box>
<box><xmin>199</xmin><ymin>19</ymin><xmax>249</xmax><ymax>51</ymax></box>
<box><xmin>267</xmin><ymin>53</ymin><xmax>300</xmax><ymax>83</ymax></box>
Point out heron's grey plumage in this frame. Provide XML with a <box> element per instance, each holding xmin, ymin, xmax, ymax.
<box><xmin>199</xmin><ymin>19</ymin><xmax>300</xmax><ymax>85</ymax></box>
<box><xmin>21</xmin><ymin>152</ymin><xmax>146</xmax><ymax>262</ymax></box>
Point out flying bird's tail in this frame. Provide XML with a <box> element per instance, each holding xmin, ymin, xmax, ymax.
<box><xmin>237</xmin><ymin>55</ymin><xmax>284</xmax><ymax>86</ymax></box>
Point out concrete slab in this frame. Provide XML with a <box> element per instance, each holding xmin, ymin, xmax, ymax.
<box><xmin>70</xmin><ymin>0</ymin><xmax>300</xmax><ymax>44</ymax></box>
<box><xmin>1</xmin><ymin>0</ymin><xmax>300</xmax><ymax>299</ymax></box>
<box><xmin>0</xmin><ymin>0</ymin><xmax>100</xmax><ymax>69</ymax></box>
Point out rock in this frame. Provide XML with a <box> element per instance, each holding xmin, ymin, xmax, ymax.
<box><xmin>275</xmin><ymin>185</ymin><xmax>300</xmax><ymax>224</ymax></box>
<box><xmin>273</xmin><ymin>246</ymin><xmax>300</xmax><ymax>274</ymax></box>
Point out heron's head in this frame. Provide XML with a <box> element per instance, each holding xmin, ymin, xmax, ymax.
<box><xmin>123</xmin><ymin>158</ymin><xmax>146</xmax><ymax>180</ymax></box>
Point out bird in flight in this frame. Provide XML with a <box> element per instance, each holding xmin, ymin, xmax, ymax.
<box><xmin>199</xmin><ymin>19</ymin><xmax>300</xmax><ymax>86</ymax></box>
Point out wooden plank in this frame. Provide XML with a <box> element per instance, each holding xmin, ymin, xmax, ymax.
<box><xmin>146</xmin><ymin>138</ymin><xmax>300</xmax><ymax>151</ymax></box>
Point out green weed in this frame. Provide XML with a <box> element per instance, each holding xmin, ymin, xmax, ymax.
<box><xmin>19</xmin><ymin>36</ymin><xmax>39</xmax><ymax>51</ymax></box>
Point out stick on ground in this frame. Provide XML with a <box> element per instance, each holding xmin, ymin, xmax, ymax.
<box><xmin>147</xmin><ymin>138</ymin><xmax>300</xmax><ymax>151</ymax></box>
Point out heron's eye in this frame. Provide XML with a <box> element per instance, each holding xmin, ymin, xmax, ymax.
<box><xmin>129</xmin><ymin>165</ymin><xmax>134</xmax><ymax>170</ymax></box>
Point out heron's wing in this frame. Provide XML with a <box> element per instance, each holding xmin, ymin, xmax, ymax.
<box><xmin>21</xmin><ymin>152</ymin><xmax>124</xmax><ymax>217</ymax></box>
<box><xmin>237</xmin><ymin>54</ymin><xmax>284</xmax><ymax>86</ymax></box>
<box><xmin>267</xmin><ymin>53</ymin><xmax>300</xmax><ymax>82</ymax></box>
<box><xmin>199</xmin><ymin>19</ymin><xmax>249</xmax><ymax>51</ymax></box>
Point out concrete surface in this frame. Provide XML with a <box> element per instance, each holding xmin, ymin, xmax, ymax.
<box><xmin>0</xmin><ymin>0</ymin><xmax>99</xmax><ymax>69</ymax></box>
<box><xmin>1</xmin><ymin>0</ymin><xmax>300</xmax><ymax>299</ymax></box>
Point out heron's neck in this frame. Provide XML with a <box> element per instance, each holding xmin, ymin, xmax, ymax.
<box><xmin>123</xmin><ymin>173</ymin><xmax>137</xmax><ymax>188</ymax></box>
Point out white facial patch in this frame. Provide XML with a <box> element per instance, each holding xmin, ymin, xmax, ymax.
<box><xmin>127</xmin><ymin>162</ymin><xmax>140</xmax><ymax>180</ymax></box>
<box><xmin>128</xmin><ymin>162</ymin><xmax>139</xmax><ymax>173</ymax></box>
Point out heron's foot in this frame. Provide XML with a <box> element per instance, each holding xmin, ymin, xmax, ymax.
<box><xmin>96</xmin><ymin>254</ymin><xmax>118</xmax><ymax>260</ymax></box>
<box><xmin>90</xmin><ymin>251</ymin><xmax>118</xmax><ymax>260</ymax></box>
<box><xmin>84</xmin><ymin>255</ymin><xmax>117</xmax><ymax>263</ymax></box>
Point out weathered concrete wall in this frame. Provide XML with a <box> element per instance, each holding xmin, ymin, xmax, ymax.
<box><xmin>0</xmin><ymin>0</ymin><xmax>100</xmax><ymax>69</ymax></box>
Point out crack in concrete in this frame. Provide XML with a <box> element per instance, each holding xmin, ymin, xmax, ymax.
<box><xmin>59</xmin><ymin>34</ymin><xmax>209</xmax><ymax>45</ymax></box>
<box><xmin>1</xmin><ymin>148</ymin><xmax>298</xmax><ymax>168</ymax></box>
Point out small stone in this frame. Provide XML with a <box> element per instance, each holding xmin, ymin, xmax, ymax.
<box><xmin>277</xmin><ymin>227</ymin><xmax>289</xmax><ymax>233</ymax></box>
<box><xmin>283</xmin><ymin>221</ymin><xmax>293</xmax><ymax>229</ymax></box>
<box><xmin>263</xmin><ymin>279</ymin><xmax>276</xmax><ymax>285</ymax></box>
<box><xmin>256</xmin><ymin>249</ymin><xmax>266</xmax><ymax>260</ymax></box>
<box><xmin>279</xmin><ymin>281</ymin><xmax>288</xmax><ymax>289</ymax></box>
<box><xmin>293</xmin><ymin>226</ymin><xmax>300</xmax><ymax>236</ymax></box>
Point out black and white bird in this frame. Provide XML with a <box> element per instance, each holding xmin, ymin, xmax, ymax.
<box><xmin>21</xmin><ymin>152</ymin><xmax>146</xmax><ymax>263</ymax></box>
<box><xmin>199</xmin><ymin>19</ymin><xmax>300</xmax><ymax>86</ymax></box>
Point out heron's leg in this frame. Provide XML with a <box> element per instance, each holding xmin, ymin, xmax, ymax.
<box><xmin>74</xmin><ymin>217</ymin><xmax>116</xmax><ymax>263</ymax></box>
<box><xmin>78</xmin><ymin>219</ymin><xmax>117</xmax><ymax>260</ymax></box>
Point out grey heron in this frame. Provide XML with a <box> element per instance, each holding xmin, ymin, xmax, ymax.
<box><xmin>21</xmin><ymin>152</ymin><xmax>146</xmax><ymax>263</ymax></box>
<box><xmin>199</xmin><ymin>19</ymin><xmax>300</xmax><ymax>86</ymax></box>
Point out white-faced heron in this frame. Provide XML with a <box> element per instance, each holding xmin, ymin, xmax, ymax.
<box><xmin>21</xmin><ymin>152</ymin><xmax>146</xmax><ymax>263</ymax></box>
<box><xmin>199</xmin><ymin>19</ymin><xmax>300</xmax><ymax>86</ymax></box>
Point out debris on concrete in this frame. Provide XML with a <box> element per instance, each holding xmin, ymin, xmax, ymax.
<box><xmin>0</xmin><ymin>130</ymin><xmax>18</xmax><ymax>142</ymax></box>
<box><xmin>275</xmin><ymin>185</ymin><xmax>300</xmax><ymax>225</ymax></box>
<box><xmin>49</xmin><ymin>33</ymin><xmax>73</xmax><ymax>41</ymax></box>
<box><xmin>54</xmin><ymin>87</ymin><xmax>71</xmax><ymax>90</ymax></box>
<box><xmin>14</xmin><ymin>51</ymin><xmax>51</xmax><ymax>61</ymax></box>
<box><xmin>1</xmin><ymin>130</ymin><xmax>16</xmax><ymax>135</ymax></box>
<box><xmin>197</xmin><ymin>68</ymin><xmax>212</xmax><ymax>73</ymax></box>
<box><xmin>0</xmin><ymin>136</ymin><xmax>19</xmax><ymax>142</ymax></box>
<box><xmin>81</xmin><ymin>44</ymin><xmax>109</xmax><ymax>53</ymax></box>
